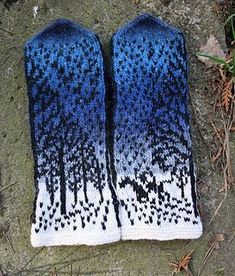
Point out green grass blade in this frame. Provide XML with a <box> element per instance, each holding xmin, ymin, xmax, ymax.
<box><xmin>224</xmin><ymin>14</ymin><xmax>235</xmax><ymax>41</ymax></box>
<box><xmin>233</xmin><ymin>49</ymin><xmax>235</xmax><ymax>75</ymax></box>
<box><xmin>231</xmin><ymin>19</ymin><xmax>235</xmax><ymax>42</ymax></box>
<box><xmin>224</xmin><ymin>14</ymin><xmax>235</xmax><ymax>26</ymax></box>
<box><xmin>197</xmin><ymin>52</ymin><xmax>228</xmax><ymax>66</ymax></box>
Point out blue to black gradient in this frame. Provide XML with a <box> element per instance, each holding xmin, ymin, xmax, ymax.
<box><xmin>25</xmin><ymin>19</ymin><xmax>119</xmax><ymax>237</ymax></box>
<box><xmin>111</xmin><ymin>14</ymin><xmax>201</xmax><ymax>230</ymax></box>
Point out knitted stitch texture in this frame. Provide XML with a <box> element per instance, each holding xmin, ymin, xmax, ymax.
<box><xmin>25</xmin><ymin>19</ymin><xmax>121</xmax><ymax>247</ymax></box>
<box><xmin>111</xmin><ymin>14</ymin><xmax>203</xmax><ymax>240</ymax></box>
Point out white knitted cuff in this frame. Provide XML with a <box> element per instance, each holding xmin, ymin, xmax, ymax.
<box><xmin>121</xmin><ymin>224</ymin><xmax>203</xmax><ymax>241</ymax></box>
<box><xmin>31</xmin><ymin>227</ymin><xmax>121</xmax><ymax>247</ymax></box>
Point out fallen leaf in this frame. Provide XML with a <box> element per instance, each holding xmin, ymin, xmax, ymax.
<box><xmin>198</xmin><ymin>35</ymin><xmax>226</xmax><ymax>67</ymax></box>
<box><xmin>214</xmin><ymin>233</ymin><xmax>225</xmax><ymax>250</ymax></box>
<box><xmin>50</xmin><ymin>269</ymin><xmax>58</xmax><ymax>276</ymax></box>
<box><xmin>215</xmin><ymin>68</ymin><xmax>234</xmax><ymax>113</ymax></box>
<box><xmin>169</xmin><ymin>250</ymin><xmax>194</xmax><ymax>275</ymax></box>
<box><xmin>221</xmin><ymin>77</ymin><xmax>233</xmax><ymax>112</ymax></box>
<box><xmin>216</xmin><ymin>233</ymin><xmax>225</xmax><ymax>242</ymax></box>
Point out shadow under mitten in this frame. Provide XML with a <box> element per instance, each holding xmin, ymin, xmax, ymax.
<box><xmin>111</xmin><ymin>14</ymin><xmax>203</xmax><ymax>240</ymax></box>
<box><xmin>25</xmin><ymin>19</ymin><xmax>121</xmax><ymax>247</ymax></box>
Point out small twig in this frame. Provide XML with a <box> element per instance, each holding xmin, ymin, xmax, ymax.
<box><xmin>159</xmin><ymin>239</ymin><xmax>191</xmax><ymax>251</ymax></box>
<box><xmin>197</xmin><ymin>242</ymin><xmax>216</xmax><ymax>276</ymax></box>
<box><xmin>221</xmin><ymin>101</ymin><xmax>234</xmax><ymax>189</ymax></box>
<box><xmin>228</xmin><ymin>233</ymin><xmax>235</xmax><ymax>246</ymax></box>
<box><xmin>1</xmin><ymin>45</ymin><xmax>23</xmax><ymax>67</ymax></box>
<box><xmin>5</xmin><ymin>233</ymin><xmax>15</xmax><ymax>254</ymax></box>
<box><xmin>197</xmin><ymin>173</ymin><xmax>212</xmax><ymax>184</ymax></box>
<box><xmin>23</xmin><ymin>252</ymin><xmax>74</xmax><ymax>276</ymax></box>
<box><xmin>20</xmin><ymin>251</ymin><xmax>107</xmax><ymax>275</ymax></box>
<box><xmin>0</xmin><ymin>26</ymin><xmax>15</xmax><ymax>35</ymax></box>
<box><xmin>206</xmin><ymin>192</ymin><xmax>227</xmax><ymax>227</ymax></box>
<box><xmin>211</xmin><ymin>146</ymin><xmax>222</xmax><ymax>163</ymax></box>
<box><xmin>215</xmin><ymin>127</ymin><xmax>235</xmax><ymax>131</ymax></box>
<box><xmin>210</xmin><ymin>120</ymin><xmax>224</xmax><ymax>145</ymax></box>
<box><xmin>18</xmin><ymin>247</ymin><xmax>45</xmax><ymax>274</ymax></box>
<box><xmin>0</xmin><ymin>181</ymin><xmax>18</xmax><ymax>192</ymax></box>
<box><xmin>206</xmin><ymin>99</ymin><xmax>234</xmax><ymax>226</ymax></box>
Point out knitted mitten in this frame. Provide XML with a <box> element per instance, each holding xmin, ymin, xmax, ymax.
<box><xmin>111</xmin><ymin>14</ymin><xmax>203</xmax><ymax>240</ymax></box>
<box><xmin>25</xmin><ymin>19</ymin><xmax>120</xmax><ymax>247</ymax></box>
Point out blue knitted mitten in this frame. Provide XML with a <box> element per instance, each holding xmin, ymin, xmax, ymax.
<box><xmin>25</xmin><ymin>19</ymin><xmax>121</xmax><ymax>247</ymax></box>
<box><xmin>111</xmin><ymin>14</ymin><xmax>203</xmax><ymax>240</ymax></box>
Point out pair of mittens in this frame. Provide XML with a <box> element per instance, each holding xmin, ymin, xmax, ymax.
<box><xmin>25</xmin><ymin>14</ymin><xmax>202</xmax><ymax>247</ymax></box>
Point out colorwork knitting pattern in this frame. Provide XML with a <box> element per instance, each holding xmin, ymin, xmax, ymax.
<box><xmin>25</xmin><ymin>15</ymin><xmax>203</xmax><ymax>247</ymax></box>
<box><xmin>111</xmin><ymin>14</ymin><xmax>202</xmax><ymax>240</ymax></box>
<box><xmin>25</xmin><ymin>19</ymin><xmax>121</xmax><ymax>246</ymax></box>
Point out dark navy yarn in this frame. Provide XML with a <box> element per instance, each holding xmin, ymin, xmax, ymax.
<box><xmin>25</xmin><ymin>19</ymin><xmax>121</xmax><ymax>246</ymax></box>
<box><xmin>111</xmin><ymin>14</ymin><xmax>202</xmax><ymax>238</ymax></box>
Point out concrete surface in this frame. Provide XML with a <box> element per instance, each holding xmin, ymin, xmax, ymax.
<box><xmin>0</xmin><ymin>0</ymin><xmax>234</xmax><ymax>275</ymax></box>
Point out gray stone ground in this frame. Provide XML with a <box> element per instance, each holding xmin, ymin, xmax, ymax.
<box><xmin>0</xmin><ymin>0</ymin><xmax>234</xmax><ymax>275</ymax></box>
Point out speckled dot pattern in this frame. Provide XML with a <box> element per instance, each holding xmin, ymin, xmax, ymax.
<box><xmin>25</xmin><ymin>15</ymin><xmax>203</xmax><ymax>247</ymax></box>
<box><xmin>25</xmin><ymin>19</ymin><xmax>121</xmax><ymax>247</ymax></box>
<box><xmin>111</xmin><ymin>14</ymin><xmax>202</xmax><ymax>240</ymax></box>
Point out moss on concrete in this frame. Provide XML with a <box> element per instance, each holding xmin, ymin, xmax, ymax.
<box><xmin>0</xmin><ymin>0</ymin><xmax>234</xmax><ymax>275</ymax></box>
